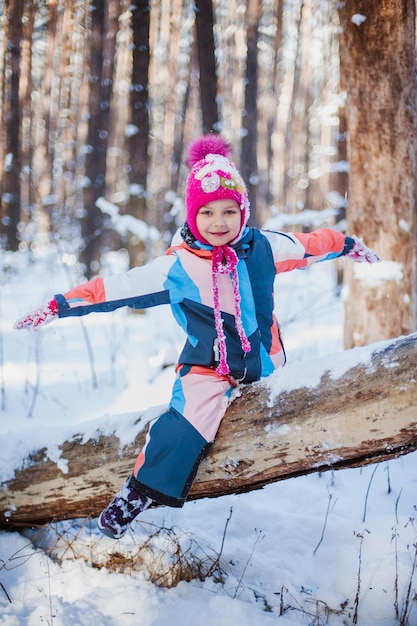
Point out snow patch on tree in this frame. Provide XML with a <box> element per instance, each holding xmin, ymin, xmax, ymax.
<box><xmin>353</xmin><ymin>260</ymin><xmax>403</xmax><ymax>286</ymax></box>
<box><xmin>351</xmin><ymin>14</ymin><xmax>367</xmax><ymax>26</ymax></box>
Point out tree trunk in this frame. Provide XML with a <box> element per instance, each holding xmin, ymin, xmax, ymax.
<box><xmin>194</xmin><ymin>0</ymin><xmax>219</xmax><ymax>134</ymax></box>
<box><xmin>80</xmin><ymin>0</ymin><xmax>119</xmax><ymax>278</ymax></box>
<box><xmin>265</xmin><ymin>0</ymin><xmax>283</xmax><ymax>210</ymax></box>
<box><xmin>20</xmin><ymin>0</ymin><xmax>35</xmax><ymax>223</ymax></box>
<box><xmin>240</xmin><ymin>0</ymin><xmax>261</xmax><ymax>225</ymax></box>
<box><xmin>30</xmin><ymin>0</ymin><xmax>58</xmax><ymax>239</ymax></box>
<box><xmin>129</xmin><ymin>0</ymin><xmax>151</xmax><ymax>205</ymax></box>
<box><xmin>0</xmin><ymin>0</ymin><xmax>24</xmax><ymax>251</ymax></box>
<box><xmin>1</xmin><ymin>333</ymin><xmax>416</xmax><ymax>528</ymax></box>
<box><xmin>45</xmin><ymin>0</ymin><xmax>76</xmax><ymax>231</ymax></box>
<box><xmin>338</xmin><ymin>0</ymin><xmax>417</xmax><ymax>348</ymax></box>
<box><xmin>125</xmin><ymin>0</ymin><xmax>151</xmax><ymax>267</ymax></box>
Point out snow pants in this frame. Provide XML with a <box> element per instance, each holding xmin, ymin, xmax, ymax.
<box><xmin>130</xmin><ymin>365</ymin><xmax>235</xmax><ymax>507</ymax></box>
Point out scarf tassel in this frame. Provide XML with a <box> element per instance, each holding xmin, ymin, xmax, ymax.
<box><xmin>212</xmin><ymin>246</ymin><xmax>251</xmax><ymax>377</ymax></box>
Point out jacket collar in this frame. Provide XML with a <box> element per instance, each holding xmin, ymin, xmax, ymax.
<box><xmin>167</xmin><ymin>224</ymin><xmax>253</xmax><ymax>259</ymax></box>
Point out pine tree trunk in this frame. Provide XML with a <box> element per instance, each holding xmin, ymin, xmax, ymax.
<box><xmin>241</xmin><ymin>0</ymin><xmax>261</xmax><ymax>224</ymax></box>
<box><xmin>81</xmin><ymin>0</ymin><xmax>120</xmax><ymax>277</ymax></box>
<box><xmin>0</xmin><ymin>0</ymin><xmax>24</xmax><ymax>251</ymax></box>
<box><xmin>338</xmin><ymin>0</ymin><xmax>417</xmax><ymax>347</ymax></box>
<box><xmin>125</xmin><ymin>0</ymin><xmax>151</xmax><ymax>267</ymax></box>
<box><xmin>195</xmin><ymin>0</ymin><xmax>219</xmax><ymax>134</ymax></box>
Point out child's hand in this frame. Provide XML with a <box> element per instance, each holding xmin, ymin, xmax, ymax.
<box><xmin>347</xmin><ymin>235</ymin><xmax>382</xmax><ymax>263</ymax></box>
<box><xmin>14</xmin><ymin>299</ymin><xmax>59</xmax><ymax>331</ymax></box>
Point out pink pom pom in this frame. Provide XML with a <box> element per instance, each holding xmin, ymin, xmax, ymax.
<box><xmin>186</xmin><ymin>134</ymin><xmax>231</xmax><ymax>167</ymax></box>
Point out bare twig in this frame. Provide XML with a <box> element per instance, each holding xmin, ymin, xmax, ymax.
<box><xmin>363</xmin><ymin>463</ymin><xmax>379</xmax><ymax>523</ymax></box>
<box><xmin>218</xmin><ymin>507</ymin><xmax>233</xmax><ymax>563</ymax></box>
<box><xmin>353</xmin><ymin>529</ymin><xmax>370</xmax><ymax>624</ymax></box>
<box><xmin>399</xmin><ymin>541</ymin><xmax>417</xmax><ymax>626</ymax></box>
<box><xmin>0</xmin><ymin>580</ymin><xmax>12</xmax><ymax>603</ymax></box>
<box><xmin>233</xmin><ymin>529</ymin><xmax>264</xmax><ymax>599</ymax></box>
<box><xmin>385</xmin><ymin>462</ymin><xmax>392</xmax><ymax>494</ymax></box>
<box><xmin>313</xmin><ymin>489</ymin><xmax>334</xmax><ymax>555</ymax></box>
<box><xmin>46</xmin><ymin>556</ymin><xmax>55</xmax><ymax>625</ymax></box>
<box><xmin>0</xmin><ymin>539</ymin><xmax>44</xmax><ymax>605</ymax></box>
<box><xmin>395</xmin><ymin>488</ymin><xmax>403</xmax><ymax>526</ymax></box>
<box><xmin>393</xmin><ymin>528</ymin><xmax>400</xmax><ymax>620</ymax></box>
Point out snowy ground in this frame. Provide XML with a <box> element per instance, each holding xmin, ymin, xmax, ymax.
<box><xmin>0</xmin><ymin>245</ymin><xmax>416</xmax><ymax>626</ymax></box>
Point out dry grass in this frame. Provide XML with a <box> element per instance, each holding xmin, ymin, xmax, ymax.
<box><xmin>21</xmin><ymin>516</ymin><xmax>229</xmax><ymax>589</ymax></box>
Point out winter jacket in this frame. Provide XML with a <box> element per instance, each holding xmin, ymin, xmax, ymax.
<box><xmin>55</xmin><ymin>227</ymin><xmax>353</xmax><ymax>384</ymax></box>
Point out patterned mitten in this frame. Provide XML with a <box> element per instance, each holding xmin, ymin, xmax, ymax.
<box><xmin>347</xmin><ymin>235</ymin><xmax>382</xmax><ymax>263</ymax></box>
<box><xmin>14</xmin><ymin>298</ymin><xmax>59</xmax><ymax>331</ymax></box>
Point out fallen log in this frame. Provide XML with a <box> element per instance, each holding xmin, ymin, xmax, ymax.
<box><xmin>1</xmin><ymin>333</ymin><xmax>416</xmax><ymax>527</ymax></box>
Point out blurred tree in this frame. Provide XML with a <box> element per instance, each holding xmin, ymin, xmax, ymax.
<box><xmin>241</xmin><ymin>0</ymin><xmax>261</xmax><ymax>224</ymax></box>
<box><xmin>0</xmin><ymin>0</ymin><xmax>24</xmax><ymax>250</ymax></box>
<box><xmin>126</xmin><ymin>0</ymin><xmax>151</xmax><ymax>266</ymax></box>
<box><xmin>264</xmin><ymin>0</ymin><xmax>283</xmax><ymax>209</ymax></box>
<box><xmin>148</xmin><ymin>0</ymin><xmax>192</xmax><ymax>243</ymax></box>
<box><xmin>32</xmin><ymin>0</ymin><xmax>57</xmax><ymax>236</ymax></box>
<box><xmin>81</xmin><ymin>0</ymin><xmax>120</xmax><ymax>277</ymax></box>
<box><xmin>339</xmin><ymin>0</ymin><xmax>417</xmax><ymax>346</ymax></box>
<box><xmin>35</xmin><ymin>0</ymin><xmax>88</xmax><ymax>241</ymax></box>
<box><xmin>194</xmin><ymin>0</ymin><xmax>219</xmax><ymax>134</ymax></box>
<box><xmin>20</xmin><ymin>0</ymin><xmax>36</xmax><ymax>223</ymax></box>
<box><xmin>282</xmin><ymin>0</ymin><xmax>313</xmax><ymax>216</ymax></box>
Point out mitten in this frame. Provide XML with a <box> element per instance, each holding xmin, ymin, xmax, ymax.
<box><xmin>14</xmin><ymin>298</ymin><xmax>59</xmax><ymax>331</ymax></box>
<box><xmin>347</xmin><ymin>235</ymin><xmax>382</xmax><ymax>263</ymax></box>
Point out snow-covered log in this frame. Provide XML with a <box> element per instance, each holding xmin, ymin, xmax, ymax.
<box><xmin>1</xmin><ymin>333</ymin><xmax>416</xmax><ymax>527</ymax></box>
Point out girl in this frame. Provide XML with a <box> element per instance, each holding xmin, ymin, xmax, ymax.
<box><xmin>15</xmin><ymin>135</ymin><xmax>381</xmax><ymax>539</ymax></box>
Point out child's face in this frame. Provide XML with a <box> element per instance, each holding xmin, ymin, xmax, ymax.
<box><xmin>196</xmin><ymin>199</ymin><xmax>241</xmax><ymax>246</ymax></box>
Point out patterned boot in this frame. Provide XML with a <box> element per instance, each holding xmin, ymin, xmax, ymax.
<box><xmin>98</xmin><ymin>476</ymin><xmax>152</xmax><ymax>539</ymax></box>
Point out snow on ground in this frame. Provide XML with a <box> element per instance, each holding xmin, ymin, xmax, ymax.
<box><xmin>0</xmin><ymin>245</ymin><xmax>416</xmax><ymax>626</ymax></box>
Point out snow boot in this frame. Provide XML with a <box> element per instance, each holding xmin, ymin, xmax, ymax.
<box><xmin>98</xmin><ymin>476</ymin><xmax>151</xmax><ymax>539</ymax></box>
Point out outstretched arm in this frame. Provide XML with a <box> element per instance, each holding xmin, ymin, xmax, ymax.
<box><xmin>14</xmin><ymin>254</ymin><xmax>176</xmax><ymax>332</ymax></box>
<box><xmin>263</xmin><ymin>228</ymin><xmax>381</xmax><ymax>272</ymax></box>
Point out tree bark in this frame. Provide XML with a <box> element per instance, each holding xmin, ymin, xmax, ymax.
<box><xmin>338</xmin><ymin>0</ymin><xmax>417</xmax><ymax>347</ymax></box>
<box><xmin>1</xmin><ymin>333</ymin><xmax>416</xmax><ymax>527</ymax></box>
<box><xmin>265</xmin><ymin>0</ymin><xmax>283</xmax><ymax>209</ymax></box>
<box><xmin>125</xmin><ymin>0</ymin><xmax>151</xmax><ymax>267</ymax></box>
<box><xmin>80</xmin><ymin>0</ymin><xmax>120</xmax><ymax>278</ymax></box>
<box><xmin>240</xmin><ymin>0</ymin><xmax>261</xmax><ymax>224</ymax></box>
<box><xmin>20</xmin><ymin>0</ymin><xmax>35</xmax><ymax>221</ymax></box>
<box><xmin>0</xmin><ymin>0</ymin><xmax>24</xmax><ymax>251</ymax></box>
<box><xmin>126</xmin><ymin>0</ymin><xmax>150</xmax><ymax>222</ymax></box>
<box><xmin>194</xmin><ymin>0</ymin><xmax>219</xmax><ymax>134</ymax></box>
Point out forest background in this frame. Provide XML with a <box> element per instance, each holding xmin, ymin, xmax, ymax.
<box><xmin>0</xmin><ymin>3</ymin><xmax>417</xmax><ymax>623</ymax></box>
<box><xmin>0</xmin><ymin>0</ymin><xmax>416</xmax><ymax>347</ymax></box>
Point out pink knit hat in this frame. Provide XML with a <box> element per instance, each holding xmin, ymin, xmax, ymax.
<box><xmin>185</xmin><ymin>134</ymin><xmax>250</xmax><ymax>245</ymax></box>
<box><xmin>184</xmin><ymin>135</ymin><xmax>251</xmax><ymax>378</ymax></box>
